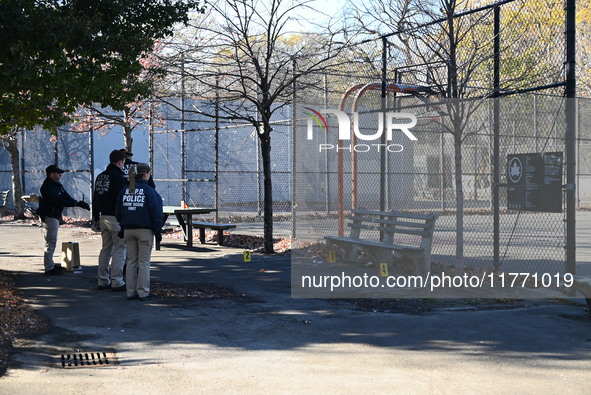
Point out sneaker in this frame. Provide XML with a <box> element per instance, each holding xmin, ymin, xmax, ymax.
<box><xmin>111</xmin><ymin>285</ymin><xmax>126</xmax><ymax>292</ymax></box>
<box><xmin>97</xmin><ymin>284</ymin><xmax>111</xmax><ymax>290</ymax></box>
<box><xmin>138</xmin><ymin>295</ymin><xmax>152</xmax><ymax>301</ymax></box>
<box><xmin>126</xmin><ymin>295</ymin><xmax>139</xmax><ymax>300</ymax></box>
<box><xmin>44</xmin><ymin>267</ymin><xmax>63</xmax><ymax>276</ymax></box>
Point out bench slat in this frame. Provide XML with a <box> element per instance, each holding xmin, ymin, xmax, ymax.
<box><xmin>325</xmin><ymin>236</ymin><xmax>423</xmax><ymax>252</ymax></box>
<box><xmin>190</xmin><ymin>222</ymin><xmax>236</xmax><ymax>246</ymax></box>
<box><xmin>352</xmin><ymin>208</ymin><xmax>437</xmax><ymax>221</ymax></box>
<box><xmin>191</xmin><ymin>221</ymin><xmax>236</xmax><ymax>230</ymax></box>
<box><xmin>348</xmin><ymin>223</ymin><xmax>429</xmax><ymax>237</ymax></box>
<box><xmin>347</xmin><ymin>216</ymin><xmax>433</xmax><ymax>229</ymax></box>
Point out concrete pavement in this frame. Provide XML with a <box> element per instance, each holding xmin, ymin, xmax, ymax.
<box><xmin>0</xmin><ymin>222</ymin><xmax>589</xmax><ymax>394</ymax></box>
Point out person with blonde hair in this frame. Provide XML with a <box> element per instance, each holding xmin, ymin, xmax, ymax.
<box><xmin>115</xmin><ymin>163</ymin><xmax>162</xmax><ymax>301</ymax></box>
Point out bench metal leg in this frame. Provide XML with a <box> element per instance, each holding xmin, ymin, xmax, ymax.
<box><xmin>199</xmin><ymin>228</ymin><xmax>206</xmax><ymax>244</ymax></box>
<box><xmin>217</xmin><ymin>230</ymin><xmax>224</xmax><ymax>246</ymax></box>
<box><xmin>346</xmin><ymin>245</ymin><xmax>360</xmax><ymax>262</ymax></box>
<box><xmin>187</xmin><ymin>219</ymin><xmax>193</xmax><ymax>247</ymax></box>
<box><xmin>407</xmin><ymin>251</ymin><xmax>430</xmax><ymax>277</ymax></box>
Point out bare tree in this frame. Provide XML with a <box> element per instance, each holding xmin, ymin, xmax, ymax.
<box><xmin>71</xmin><ymin>101</ymin><xmax>157</xmax><ymax>153</ymax></box>
<box><xmin>0</xmin><ymin>127</ymin><xmax>25</xmax><ymax>219</ymax></box>
<box><xmin>69</xmin><ymin>44</ymin><xmax>167</xmax><ymax>153</ymax></box>
<box><xmin>161</xmin><ymin>0</ymin><xmax>354</xmax><ymax>252</ymax></box>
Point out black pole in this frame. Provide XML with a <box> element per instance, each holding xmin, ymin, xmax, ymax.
<box><xmin>565</xmin><ymin>0</ymin><xmax>576</xmax><ymax>275</ymax></box>
<box><xmin>89</xmin><ymin>125</ymin><xmax>95</xmax><ymax>204</ymax></box>
<box><xmin>148</xmin><ymin>101</ymin><xmax>154</xmax><ymax>181</ymax></box>
<box><xmin>493</xmin><ymin>4</ymin><xmax>501</xmax><ymax>270</ymax></box>
<box><xmin>215</xmin><ymin>77</ymin><xmax>220</xmax><ymax>222</ymax></box>
<box><xmin>20</xmin><ymin>129</ymin><xmax>26</xmax><ymax>194</ymax></box>
<box><xmin>380</xmin><ymin>36</ymin><xmax>387</xmax><ymax>213</ymax></box>
<box><xmin>324</xmin><ymin>73</ymin><xmax>329</xmax><ymax>214</ymax></box>
<box><xmin>180</xmin><ymin>60</ymin><xmax>186</xmax><ymax>205</ymax></box>
<box><xmin>54</xmin><ymin>129</ymin><xmax>58</xmax><ymax>165</ymax></box>
<box><xmin>291</xmin><ymin>60</ymin><xmax>297</xmax><ymax>239</ymax></box>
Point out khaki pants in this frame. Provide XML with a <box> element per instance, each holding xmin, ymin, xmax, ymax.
<box><xmin>124</xmin><ymin>228</ymin><xmax>154</xmax><ymax>298</ymax></box>
<box><xmin>42</xmin><ymin>217</ymin><xmax>59</xmax><ymax>271</ymax></box>
<box><xmin>98</xmin><ymin>215</ymin><xmax>126</xmax><ymax>287</ymax></box>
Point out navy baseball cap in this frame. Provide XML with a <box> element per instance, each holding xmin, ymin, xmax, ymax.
<box><xmin>46</xmin><ymin>165</ymin><xmax>65</xmax><ymax>174</ymax></box>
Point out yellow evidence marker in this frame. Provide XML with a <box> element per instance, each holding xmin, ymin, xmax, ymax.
<box><xmin>378</xmin><ymin>263</ymin><xmax>389</xmax><ymax>277</ymax></box>
<box><xmin>327</xmin><ymin>250</ymin><xmax>337</xmax><ymax>263</ymax></box>
<box><xmin>243</xmin><ymin>250</ymin><xmax>252</xmax><ymax>262</ymax></box>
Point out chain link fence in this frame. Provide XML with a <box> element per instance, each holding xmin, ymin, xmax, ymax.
<box><xmin>0</xmin><ymin>127</ymin><xmax>92</xmax><ymax>219</ymax></box>
<box><xmin>150</xmin><ymin>99</ymin><xmax>293</xmax><ymax>222</ymax></box>
<box><xmin>293</xmin><ymin>0</ymin><xmax>575</xmax><ymax>293</ymax></box>
<box><xmin>0</xmin><ymin>0</ymin><xmax>585</xmax><ymax>283</ymax></box>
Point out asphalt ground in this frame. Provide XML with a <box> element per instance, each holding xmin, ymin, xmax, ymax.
<box><xmin>0</xmin><ymin>222</ymin><xmax>590</xmax><ymax>394</ymax></box>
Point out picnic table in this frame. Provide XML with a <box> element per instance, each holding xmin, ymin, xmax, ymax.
<box><xmin>162</xmin><ymin>206</ymin><xmax>217</xmax><ymax>248</ymax></box>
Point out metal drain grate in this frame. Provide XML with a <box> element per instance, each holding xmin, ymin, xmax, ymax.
<box><xmin>60</xmin><ymin>351</ymin><xmax>118</xmax><ymax>368</ymax></box>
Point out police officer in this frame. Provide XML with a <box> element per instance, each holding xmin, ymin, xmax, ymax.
<box><xmin>93</xmin><ymin>149</ymin><xmax>128</xmax><ymax>291</ymax></box>
<box><xmin>116</xmin><ymin>163</ymin><xmax>163</xmax><ymax>301</ymax></box>
<box><xmin>119</xmin><ymin>149</ymin><xmax>155</xmax><ymax>188</ymax></box>
<box><xmin>37</xmin><ymin>165</ymin><xmax>90</xmax><ymax>275</ymax></box>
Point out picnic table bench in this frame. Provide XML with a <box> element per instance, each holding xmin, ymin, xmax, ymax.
<box><xmin>159</xmin><ymin>206</ymin><xmax>236</xmax><ymax>248</ymax></box>
<box><xmin>325</xmin><ymin>209</ymin><xmax>438</xmax><ymax>276</ymax></box>
<box><xmin>191</xmin><ymin>221</ymin><xmax>236</xmax><ymax>246</ymax></box>
<box><xmin>161</xmin><ymin>206</ymin><xmax>217</xmax><ymax>248</ymax></box>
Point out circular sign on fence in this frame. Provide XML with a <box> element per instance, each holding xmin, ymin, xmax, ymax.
<box><xmin>508</xmin><ymin>157</ymin><xmax>522</xmax><ymax>183</ymax></box>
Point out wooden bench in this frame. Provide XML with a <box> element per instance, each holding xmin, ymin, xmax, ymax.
<box><xmin>325</xmin><ymin>209</ymin><xmax>438</xmax><ymax>276</ymax></box>
<box><xmin>571</xmin><ymin>275</ymin><xmax>591</xmax><ymax>317</ymax></box>
<box><xmin>191</xmin><ymin>221</ymin><xmax>237</xmax><ymax>246</ymax></box>
<box><xmin>0</xmin><ymin>190</ymin><xmax>10</xmax><ymax>216</ymax></box>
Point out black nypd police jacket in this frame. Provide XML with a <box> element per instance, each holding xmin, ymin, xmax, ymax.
<box><xmin>92</xmin><ymin>164</ymin><xmax>127</xmax><ymax>221</ymax></box>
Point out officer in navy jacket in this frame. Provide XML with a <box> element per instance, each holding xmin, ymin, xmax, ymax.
<box><xmin>115</xmin><ymin>163</ymin><xmax>162</xmax><ymax>301</ymax></box>
<box><xmin>92</xmin><ymin>149</ymin><xmax>128</xmax><ymax>291</ymax></box>
<box><xmin>38</xmin><ymin>165</ymin><xmax>90</xmax><ymax>275</ymax></box>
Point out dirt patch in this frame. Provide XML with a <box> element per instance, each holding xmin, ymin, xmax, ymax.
<box><xmin>165</xmin><ymin>228</ymin><xmax>291</xmax><ymax>253</ymax></box>
<box><xmin>0</xmin><ymin>270</ymin><xmax>51</xmax><ymax>377</ymax></box>
<box><xmin>151</xmin><ymin>281</ymin><xmax>263</xmax><ymax>307</ymax></box>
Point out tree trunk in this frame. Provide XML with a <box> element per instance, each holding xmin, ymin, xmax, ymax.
<box><xmin>6</xmin><ymin>133</ymin><xmax>25</xmax><ymax>219</ymax></box>
<box><xmin>453</xmin><ymin>132</ymin><xmax>464</xmax><ymax>272</ymax></box>
<box><xmin>124</xmin><ymin>106</ymin><xmax>134</xmax><ymax>152</ymax></box>
<box><xmin>259</xmin><ymin>129</ymin><xmax>274</xmax><ymax>254</ymax></box>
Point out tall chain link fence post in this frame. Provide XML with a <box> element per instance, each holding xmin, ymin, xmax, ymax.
<box><xmin>565</xmin><ymin>0</ymin><xmax>577</xmax><ymax>275</ymax></box>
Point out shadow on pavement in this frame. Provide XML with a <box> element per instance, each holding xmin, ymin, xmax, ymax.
<box><xmin>9</xmin><ymin>247</ymin><xmax>591</xmax><ymax>375</ymax></box>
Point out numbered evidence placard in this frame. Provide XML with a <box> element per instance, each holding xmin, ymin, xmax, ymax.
<box><xmin>507</xmin><ymin>152</ymin><xmax>562</xmax><ymax>212</ymax></box>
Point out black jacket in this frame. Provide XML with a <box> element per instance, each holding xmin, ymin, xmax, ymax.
<box><xmin>92</xmin><ymin>164</ymin><xmax>127</xmax><ymax>221</ymax></box>
<box><xmin>37</xmin><ymin>177</ymin><xmax>77</xmax><ymax>220</ymax></box>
